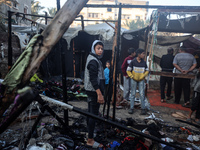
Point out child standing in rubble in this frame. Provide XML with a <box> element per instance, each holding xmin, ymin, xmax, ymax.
<box><xmin>187</xmin><ymin>67</ymin><xmax>200</xmax><ymax>124</ymax></box>
<box><xmin>126</xmin><ymin>49</ymin><xmax>149</xmax><ymax>115</ymax></box>
<box><xmin>84</xmin><ymin>40</ymin><xmax>105</xmax><ymax>148</ymax></box>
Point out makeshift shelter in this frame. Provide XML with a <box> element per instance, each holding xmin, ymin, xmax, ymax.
<box><xmin>120</xmin><ymin>10</ymin><xmax>200</xmax><ymax>79</ymax></box>
<box><xmin>38</xmin><ymin>22</ymin><xmax>127</xmax><ymax>78</ymax></box>
<box><xmin>5</xmin><ymin>22</ymin><xmax>127</xmax><ymax>78</ymax></box>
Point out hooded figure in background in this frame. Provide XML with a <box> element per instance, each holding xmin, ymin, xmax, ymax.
<box><xmin>84</xmin><ymin>40</ymin><xmax>105</xmax><ymax>148</ymax></box>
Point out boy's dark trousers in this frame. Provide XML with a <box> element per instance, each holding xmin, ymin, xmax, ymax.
<box><xmin>87</xmin><ymin>94</ymin><xmax>100</xmax><ymax>139</ymax></box>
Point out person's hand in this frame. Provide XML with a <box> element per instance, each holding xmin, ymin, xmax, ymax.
<box><xmin>182</xmin><ymin>70</ymin><xmax>189</xmax><ymax>74</ymax></box>
<box><xmin>97</xmin><ymin>94</ymin><xmax>104</xmax><ymax>104</ymax></box>
<box><xmin>125</xmin><ymin>75</ymin><xmax>129</xmax><ymax>78</ymax></box>
<box><xmin>180</xmin><ymin>69</ymin><xmax>185</xmax><ymax>74</ymax></box>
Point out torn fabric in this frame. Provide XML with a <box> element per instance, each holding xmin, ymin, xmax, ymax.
<box><xmin>2</xmin><ymin>34</ymin><xmax>42</xmax><ymax>93</ymax></box>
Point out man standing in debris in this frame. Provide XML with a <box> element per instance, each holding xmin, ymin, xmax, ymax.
<box><xmin>121</xmin><ymin>48</ymin><xmax>136</xmax><ymax>103</ymax></box>
<box><xmin>160</xmin><ymin>47</ymin><xmax>174</xmax><ymax>103</ymax></box>
<box><xmin>127</xmin><ymin>49</ymin><xmax>149</xmax><ymax>115</ymax></box>
<box><xmin>173</xmin><ymin>46</ymin><xmax>197</xmax><ymax>106</ymax></box>
<box><xmin>84</xmin><ymin>40</ymin><xmax>104</xmax><ymax>148</ymax></box>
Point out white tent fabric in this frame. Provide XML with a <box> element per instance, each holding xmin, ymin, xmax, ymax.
<box><xmin>10</xmin><ymin>25</ymin><xmax>38</xmax><ymax>33</ymax></box>
<box><xmin>13</xmin><ymin>32</ymin><xmax>29</xmax><ymax>50</ymax></box>
<box><xmin>63</xmin><ymin>22</ymin><xmax>127</xmax><ymax>44</ymax></box>
<box><xmin>9</xmin><ymin>23</ymin><xmax>127</xmax><ymax>48</ymax></box>
<box><xmin>38</xmin><ymin>22</ymin><xmax>127</xmax><ymax>45</ymax></box>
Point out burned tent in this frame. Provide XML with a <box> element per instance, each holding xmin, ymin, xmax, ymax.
<box><xmin>8</xmin><ymin>23</ymin><xmax>126</xmax><ymax>78</ymax></box>
<box><xmin>54</xmin><ymin>22</ymin><xmax>127</xmax><ymax>78</ymax></box>
<box><xmin>158</xmin><ymin>12</ymin><xmax>200</xmax><ymax>34</ymax></box>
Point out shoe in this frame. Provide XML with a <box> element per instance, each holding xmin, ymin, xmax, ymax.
<box><xmin>186</xmin><ymin>118</ymin><xmax>192</xmax><ymax>122</ymax></box>
<box><xmin>182</xmin><ymin>102</ymin><xmax>190</xmax><ymax>108</ymax></box>
<box><xmin>128</xmin><ymin>109</ymin><xmax>134</xmax><ymax>114</ymax></box>
<box><xmin>140</xmin><ymin>109</ymin><xmax>146</xmax><ymax>115</ymax></box>
<box><xmin>166</xmin><ymin>96</ymin><xmax>173</xmax><ymax>100</ymax></box>
<box><xmin>120</xmin><ymin>99</ymin><xmax>128</xmax><ymax>104</ymax></box>
<box><xmin>195</xmin><ymin>120</ymin><xmax>200</xmax><ymax>125</ymax></box>
<box><xmin>86</xmin><ymin>141</ymin><xmax>103</xmax><ymax>148</ymax></box>
<box><xmin>161</xmin><ymin>99</ymin><xmax>166</xmax><ymax>103</ymax></box>
<box><xmin>116</xmin><ymin>105</ymin><xmax>123</xmax><ymax>109</ymax></box>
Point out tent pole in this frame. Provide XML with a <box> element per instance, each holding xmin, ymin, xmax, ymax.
<box><xmin>144</xmin><ymin>26</ymin><xmax>150</xmax><ymax>61</ymax></box>
<box><xmin>8</xmin><ymin>10</ymin><xmax>12</xmax><ymax>71</ymax></box>
<box><xmin>56</xmin><ymin>0</ymin><xmax>69</xmax><ymax>126</ymax></box>
<box><xmin>112</xmin><ymin>3</ymin><xmax>122</xmax><ymax>121</ymax></box>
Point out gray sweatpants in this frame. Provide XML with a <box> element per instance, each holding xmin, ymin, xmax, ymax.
<box><xmin>123</xmin><ymin>76</ymin><xmax>133</xmax><ymax>101</ymax></box>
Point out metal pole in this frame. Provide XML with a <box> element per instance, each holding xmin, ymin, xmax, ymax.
<box><xmin>61</xmin><ymin>41</ymin><xmax>68</xmax><ymax>126</ymax></box>
<box><xmin>8</xmin><ymin>11</ymin><xmax>12</xmax><ymax>70</ymax></box>
<box><xmin>45</xmin><ymin>12</ymin><xmax>48</xmax><ymax>25</ymax></box>
<box><xmin>112</xmin><ymin>4</ymin><xmax>121</xmax><ymax>121</ymax></box>
<box><xmin>23</xmin><ymin>105</ymin><xmax>46</xmax><ymax>149</ymax></box>
<box><xmin>57</xmin><ymin>0</ymin><xmax>60</xmax><ymax>10</ymax></box>
<box><xmin>37</xmin><ymin>97</ymin><xmax>66</xmax><ymax>126</ymax></box>
<box><xmin>71</xmin><ymin>106</ymin><xmax>186</xmax><ymax>150</ymax></box>
<box><xmin>85</xmin><ymin>4</ymin><xmax>200</xmax><ymax>10</ymax></box>
<box><xmin>56</xmin><ymin>0</ymin><xmax>68</xmax><ymax>126</ymax></box>
<box><xmin>40</xmin><ymin>95</ymin><xmax>185</xmax><ymax>150</ymax></box>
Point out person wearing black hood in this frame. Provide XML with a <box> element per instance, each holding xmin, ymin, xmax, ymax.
<box><xmin>84</xmin><ymin>40</ymin><xmax>105</xmax><ymax>148</ymax></box>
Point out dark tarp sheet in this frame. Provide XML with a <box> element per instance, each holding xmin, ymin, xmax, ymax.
<box><xmin>158</xmin><ymin>14</ymin><xmax>200</xmax><ymax>34</ymax></box>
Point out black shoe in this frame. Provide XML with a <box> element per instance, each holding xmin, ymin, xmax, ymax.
<box><xmin>140</xmin><ymin>109</ymin><xmax>146</xmax><ymax>115</ymax></box>
<box><xmin>166</xmin><ymin>96</ymin><xmax>173</xmax><ymax>100</ymax></box>
<box><xmin>128</xmin><ymin>109</ymin><xmax>134</xmax><ymax>114</ymax></box>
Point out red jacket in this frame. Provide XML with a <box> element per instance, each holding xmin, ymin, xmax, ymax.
<box><xmin>121</xmin><ymin>55</ymin><xmax>134</xmax><ymax>76</ymax></box>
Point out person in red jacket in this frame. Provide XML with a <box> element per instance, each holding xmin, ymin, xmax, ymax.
<box><xmin>121</xmin><ymin>48</ymin><xmax>136</xmax><ymax>103</ymax></box>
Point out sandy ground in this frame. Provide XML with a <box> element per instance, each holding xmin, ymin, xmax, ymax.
<box><xmin>68</xmin><ymin>99</ymin><xmax>193</xmax><ymax>127</ymax></box>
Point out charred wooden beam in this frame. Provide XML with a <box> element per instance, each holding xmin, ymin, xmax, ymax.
<box><xmin>150</xmin><ymin>71</ymin><xmax>195</xmax><ymax>79</ymax></box>
<box><xmin>112</xmin><ymin>4</ymin><xmax>122</xmax><ymax>121</ymax></box>
<box><xmin>22</xmin><ymin>0</ymin><xmax>88</xmax><ymax>85</ymax></box>
<box><xmin>0</xmin><ymin>88</ymin><xmax>38</xmax><ymax>134</ymax></box>
<box><xmin>0</xmin><ymin>0</ymin><xmax>88</xmax><ymax>117</ymax></box>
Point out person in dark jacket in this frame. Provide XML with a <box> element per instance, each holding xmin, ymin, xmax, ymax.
<box><xmin>160</xmin><ymin>47</ymin><xmax>174</xmax><ymax>103</ymax></box>
<box><xmin>84</xmin><ymin>40</ymin><xmax>105</xmax><ymax>148</ymax></box>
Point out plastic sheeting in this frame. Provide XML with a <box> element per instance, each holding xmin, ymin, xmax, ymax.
<box><xmin>38</xmin><ymin>22</ymin><xmax>127</xmax><ymax>46</ymax></box>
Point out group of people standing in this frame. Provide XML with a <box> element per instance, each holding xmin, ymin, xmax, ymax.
<box><xmin>160</xmin><ymin>46</ymin><xmax>200</xmax><ymax>124</ymax></box>
<box><xmin>160</xmin><ymin>46</ymin><xmax>197</xmax><ymax>105</ymax></box>
<box><xmin>83</xmin><ymin>40</ymin><xmax>199</xmax><ymax>148</ymax></box>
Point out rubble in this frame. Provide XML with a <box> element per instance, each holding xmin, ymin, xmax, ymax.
<box><xmin>0</xmin><ymin>79</ymin><xmax>199</xmax><ymax>150</ymax></box>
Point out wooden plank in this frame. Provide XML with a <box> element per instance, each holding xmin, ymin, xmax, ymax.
<box><xmin>150</xmin><ymin>71</ymin><xmax>195</xmax><ymax>79</ymax></box>
<box><xmin>22</xmin><ymin>0</ymin><xmax>88</xmax><ymax>84</ymax></box>
<box><xmin>111</xmin><ymin>22</ymin><xmax>118</xmax><ymax>103</ymax></box>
